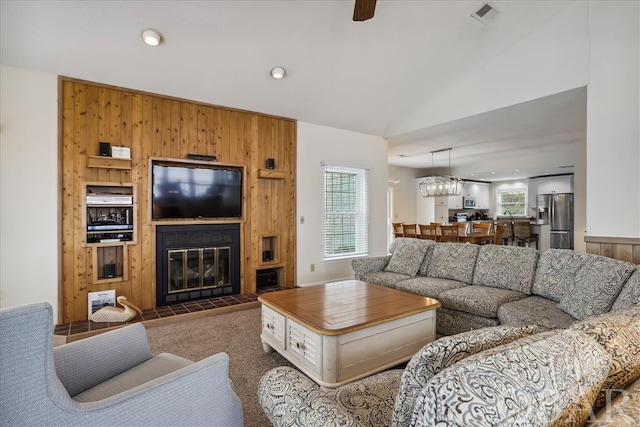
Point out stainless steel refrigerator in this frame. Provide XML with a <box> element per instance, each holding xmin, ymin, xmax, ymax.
<box><xmin>549</xmin><ymin>193</ymin><xmax>574</xmax><ymax>249</ymax></box>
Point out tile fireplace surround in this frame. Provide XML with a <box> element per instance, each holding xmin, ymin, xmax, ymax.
<box><xmin>54</xmin><ymin>286</ymin><xmax>279</xmax><ymax>341</ymax></box>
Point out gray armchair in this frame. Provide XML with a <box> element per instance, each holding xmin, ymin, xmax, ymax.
<box><xmin>0</xmin><ymin>302</ymin><xmax>243</xmax><ymax>426</ymax></box>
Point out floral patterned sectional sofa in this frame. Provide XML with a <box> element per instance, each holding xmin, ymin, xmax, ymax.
<box><xmin>258</xmin><ymin>238</ymin><xmax>640</xmax><ymax>426</ymax></box>
<box><xmin>351</xmin><ymin>238</ymin><xmax>639</xmax><ymax>336</ymax></box>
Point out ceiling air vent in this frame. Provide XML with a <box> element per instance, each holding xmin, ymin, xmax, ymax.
<box><xmin>471</xmin><ymin>2</ymin><xmax>500</xmax><ymax>25</ymax></box>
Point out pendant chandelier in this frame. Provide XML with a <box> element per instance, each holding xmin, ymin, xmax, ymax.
<box><xmin>418</xmin><ymin>148</ymin><xmax>464</xmax><ymax>197</ymax></box>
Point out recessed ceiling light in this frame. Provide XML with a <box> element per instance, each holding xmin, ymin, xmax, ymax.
<box><xmin>142</xmin><ymin>29</ymin><xmax>163</xmax><ymax>46</ymax></box>
<box><xmin>514</xmin><ymin>169</ymin><xmax>519</xmax><ymax>172</ymax></box>
<box><xmin>491</xmin><ymin>171</ymin><xmax>496</xmax><ymax>174</ymax></box>
<box><xmin>271</xmin><ymin>67</ymin><xmax>286</xmax><ymax>79</ymax></box>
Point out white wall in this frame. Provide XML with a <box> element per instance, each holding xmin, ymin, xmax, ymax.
<box><xmin>0</xmin><ymin>66</ymin><xmax>59</xmax><ymax>317</ymax></box>
<box><xmin>296</xmin><ymin>122</ymin><xmax>388</xmax><ymax>286</ymax></box>
<box><xmin>586</xmin><ymin>1</ymin><xmax>640</xmax><ymax>237</ymax></box>
<box><xmin>388</xmin><ymin>165</ymin><xmax>427</xmax><ymax>224</ymax></box>
<box><xmin>390</xmin><ymin>2</ymin><xmax>589</xmax><ymax>136</ymax></box>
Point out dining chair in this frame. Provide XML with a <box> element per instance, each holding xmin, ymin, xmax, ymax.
<box><xmin>493</xmin><ymin>224</ymin><xmax>508</xmax><ymax>245</ymax></box>
<box><xmin>439</xmin><ymin>224</ymin><xmax>459</xmax><ymax>242</ymax></box>
<box><xmin>513</xmin><ymin>221</ymin><xmax>539</xmax><ymax>249</ymax></box>
<box><xmin>392</xmin><ymin>222</ymin><xmax>404</xmax><ymax>238</ymax></box>
<box><xmin>417</xmin><ymin>224</ymin><xmax>438</xmax><ymax>241</ymax></box>
<box><xmin>456</xmin><ymin>222</ymin><xmax>469</xmax><ymax>235</ymax></box>
<box><xmin>473</xmin><ymin>223</ymin><xmax>493</xmax><ymax>234</ymax></box>
<box><xmin>402</xmin><ymin>223</ymin><xmax>418</xmax><ymax>238</ymax></box>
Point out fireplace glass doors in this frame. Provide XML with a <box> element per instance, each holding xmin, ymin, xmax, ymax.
<box><xmin>156</xmin><ymin>224</ymin><xmax>240</xmax><ymax>306</ymax></box>
<box><xmin>168</xmin><ymin>247</ymin><xmax>230</xmax><ymax>293</ymax></box>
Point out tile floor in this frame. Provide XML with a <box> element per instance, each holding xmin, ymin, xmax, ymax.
<box><xmin>54</xmin><ymin>286</ymin><xmax>280</xmax><ymax>337</ymax></box>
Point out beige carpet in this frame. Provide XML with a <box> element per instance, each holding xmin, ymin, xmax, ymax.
<box><xmin>146</xmin><ymin>307</ymin><xmax>291</xmax><ymax>427</ymax></box>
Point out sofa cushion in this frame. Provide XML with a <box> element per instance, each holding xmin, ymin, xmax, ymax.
<box><xmin>472</xmin><ymin>245</ymin><xmax>538</xmax><ymax>293</ymax></box>
<box><xmin>437</xmin><ymin>285</ymin><xmax>527</xmax><ymax>318</ymax></box>
<box><xmin>410</xmin><ymin>330</ymin><xmax>612</xmax><ymax>427</ymax></box>
<box><xmin>569</xmin><ymin>305</ymin><xmax>640</xmax><ymax>411</ymax></box>
<box><xmin>392</xmin><ymin>324</ymin><xmax>538</xmax><ymax>427</ymax></box>
<box><xmin>427</xmin><ymin>243</ymin><xmax>479</xmax><ymax>284</ymax></box>
<box><xmin>360</xmin><ymin>271</ymin><xmax>411</xmax><ymax>288</ymax></box>
<box><xmin>417</xmin><ymin>244</ymin><xmax>435</xmax><ymax>276</ymax></box>
<box><xmin>385</xmin><ymin>241</ymin><xmax>429</xmax><ymax>276</ymax></box>
<box><xmin>612</xmin><ymin>267</ymin><xmax>640</xmax><ymax>310</ymax></box>
<box><xmin>559</xmin><ymin>254</ymin><xmax>636</xmax><ymax>320</ymax></box>
<box><xmin>497</xmin><ymin>295</ymin><xmax>577</xmax><ymax>330</ymax></box>
<box><xmin>72</xmin><ymin>353</ymin><xmax>193</xmax><ymax>402</ymax></box>
<box><xmin>532</xmin><ymin>249</ymin><xmax>584</xmax><ymax>302</ymax></box>
<box><xmin>333</xmin><ymin>369</ymin><xmax>403</xmax><ymax>426</ymax></box>
<box><xmin>437</xmin><ymin>308</ymin><xmax>501</xmax><ymax>336</ymax></box>
<box><xmin>394</xmin><ymin>276</ymin><xmax>468</xmax><ymax>299</ymax></box>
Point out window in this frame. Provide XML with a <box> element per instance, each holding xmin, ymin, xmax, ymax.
<box><xmin>322</xmin><ymin>164</ymin><xmax>369</xmax><ymax>260</ymax></box>
<box><xmin>497</xmin><ymin>188</ymin><xmax>527</xmax><ymax>216</ymax></box>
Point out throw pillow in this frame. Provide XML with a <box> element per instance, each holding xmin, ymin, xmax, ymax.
<box><xmin>391</xmin><ymin>324</ymin><xmax>538</xmax><ymax>427</ymax></box>
<box><xmin>384</xmin><ymin>241</ymin><xmax>428</xmax><ymax>276</ymax></box>
<box><xmin>569</xmin><ymin>305</ymin><xmax>640</xmax><ymax>411</ymax></box>
<box><xmin>559</xmin><ymin>254</ymin><xmax>636</xmax><ymax>320</ymax></box>
<box><xmin>410</xmin><ymin>329</ymin><xmax>612</xmax><ymax>427</ymax></box>
<box><xmin>612</xmin><ymin>267</ymin><xmax>640</xmax><ymax>310</ymax></box>
<box><xmin>426</xmin><ymin>243</ymin><xmax>479</xmax><ymax>283</ymax></box>
<box><xmin>532</xmin><ymin>249</ymin><xmax>584</xmax><ymax>302</ymax></box>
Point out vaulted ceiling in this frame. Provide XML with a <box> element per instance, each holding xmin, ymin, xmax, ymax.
<box><xmin>0</xmin><ymin>0</ymin><xmax>585</xmax><ymax>181</ymax></box>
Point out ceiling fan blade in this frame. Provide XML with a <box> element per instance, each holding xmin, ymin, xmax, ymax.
<box><xmin>353</xmin><ymin>0</ymin><xmax>376</xmax><ymax>21</ymax></box>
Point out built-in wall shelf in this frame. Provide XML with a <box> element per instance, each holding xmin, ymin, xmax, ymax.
<box><xmin>87</xmin><ymin>156</ymin><xmax>132</xmax><ymax>170</ymax></box>
<box><xmin>257</xmin><ymin>169</ymin><xmax>285</xmax><ymax>179</ymax></box>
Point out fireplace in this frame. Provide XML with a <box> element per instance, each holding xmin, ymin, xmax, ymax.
<box><xmin>156</xmin><ymin>224</ymin><xmax>240</xmax><ymax>306</ymax></box>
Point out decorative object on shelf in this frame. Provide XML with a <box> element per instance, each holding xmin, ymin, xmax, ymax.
<box><xmin>266</xmin><ymin>158</ymin><xmax>275</xmax><ymax>169</ymax></box>
<box><xmin>99</xmin><ymin>142</ymin><xmax>110</xmax><ymax>157</ymax></box>
<box><xmin>89</xmin><ymin>296</ymin><xmax>143</xmax><ymax>322</ymax></box>
<box><xmin>111</xmin><ymin>146</ymin><xmax>131</xmax><ymax>159</ymax></box>
<box><xmin>186</xmin><ymin>153</ymin><xmax>217</xmax><ymax>162</ymax></box>
<box><xmin>418</xmin><ymin>148</ymin><xmax>464</xmax><ymax>197</ymax></box>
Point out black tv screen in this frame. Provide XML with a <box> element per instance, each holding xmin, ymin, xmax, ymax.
<box><xmin>152</xmin><ymin>162</ymin><xmax>242</xmax><ymax>220</ymax></box>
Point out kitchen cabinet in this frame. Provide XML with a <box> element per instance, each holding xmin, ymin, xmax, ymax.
<box><xmin>448</xmin><ymin>195</ymin><xmax>463</xmax><ymax>209</ymax></box>
<box><xmin>461</xmin><ymin>182</ymin><xmax>490</xmax><ymax>210</ymax></box>
<box><xmin>435</xmin><ymin>205</ymin><xmax>449</xmax><ymax>223</ymax></box>
<box><xmin>536</xmin><ymin>176</ymin><xmax>573</xmax><ymax>194</ymax></box>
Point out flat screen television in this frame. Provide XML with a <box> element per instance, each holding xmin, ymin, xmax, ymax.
<box><xmin>152</xmin><ymin>162</ymin><xmax>242</xmax><ymax>220</ymax></box>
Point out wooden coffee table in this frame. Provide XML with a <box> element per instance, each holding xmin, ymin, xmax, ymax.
<box><xmin>258</xmin><ymin>280</ymin><xmax>440</xmax><ymax>388</ymax></box>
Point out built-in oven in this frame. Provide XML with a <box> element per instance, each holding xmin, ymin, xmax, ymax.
<box><xmin>463</xmin><ymin>197</ymin><xmax>476</xmax><ymax>208</ymax></box>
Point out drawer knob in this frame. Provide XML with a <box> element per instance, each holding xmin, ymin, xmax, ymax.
<box><xmin>296</xmin><ymin>342</ymin><xmax>305</xmax><ymax>350</ymax></box>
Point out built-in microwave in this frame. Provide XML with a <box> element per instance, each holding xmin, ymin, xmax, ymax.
<box><xmin>463</xmin><ymin>197</ymin><xmax>476</xmax><ymax>208</ymax></box>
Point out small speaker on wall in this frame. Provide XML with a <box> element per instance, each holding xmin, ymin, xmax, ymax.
<box><xmin>266</xmin><ymin>158</ymin><xmax>275</xmax><ymax>169</ymax></box>
<box><xmin>262</xmin><ymin>250</ymin><xmax>272</xmax><ymax>262</ymax></box>
<box><xmin>104</xmin><ymin>264</ymin><xmax>116</xmax><ymax>278</ymax></box>
<box><xmin>99</xmin><ymin>142</ymin><xmax>111</xmax><ymax>157</ymax></box>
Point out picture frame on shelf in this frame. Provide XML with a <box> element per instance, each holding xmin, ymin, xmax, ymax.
<box><xmin>88</xmin><ymin>289</ymin><xmax>116</xmax><ymax>319</ymax></box>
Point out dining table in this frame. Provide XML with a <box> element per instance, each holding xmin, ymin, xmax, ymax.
<box><xmin>457</xmin><ymin>229</ymin><xmax>495</xmax><ymax>244</ymax></box>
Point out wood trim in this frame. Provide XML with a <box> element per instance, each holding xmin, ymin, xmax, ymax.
<box><xmin>584</xmin><ymin>236</ymin><xmax>640</xmax><ymax>245</ymax></box>
<box><xmin>87</xmin><ymin>156</ymin><xmax>132</xmax><ymax>170</ymax></box>
<box><xmin>584</xmin><ymin>236</ymin><xmax>640</xmax><ymax>264</ymax></box>
<box><xmin>257</xmin><ymin>169</ymin><xmax>286</xmax><ymax>179</ymax></box>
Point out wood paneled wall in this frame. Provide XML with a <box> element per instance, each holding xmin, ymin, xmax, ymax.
<box><xmin>59</xmin><ymin>77</ymin><xmax>296</xmax><ymax>323</ymax></box>
<box><xmin>585</xmin><ymin>236</ymin><xmax>640</xmax><ymax>264</ymax></box>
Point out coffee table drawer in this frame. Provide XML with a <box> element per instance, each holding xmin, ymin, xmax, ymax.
<box><xmin>262</xmin><ymin>305</ymin><xmax>286</xmax><ymax>349</ymax></box>
<box><xmin>287</xmin><ymin>321</ymin><xmax>321</xmax><ymax>372</ymax></box>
